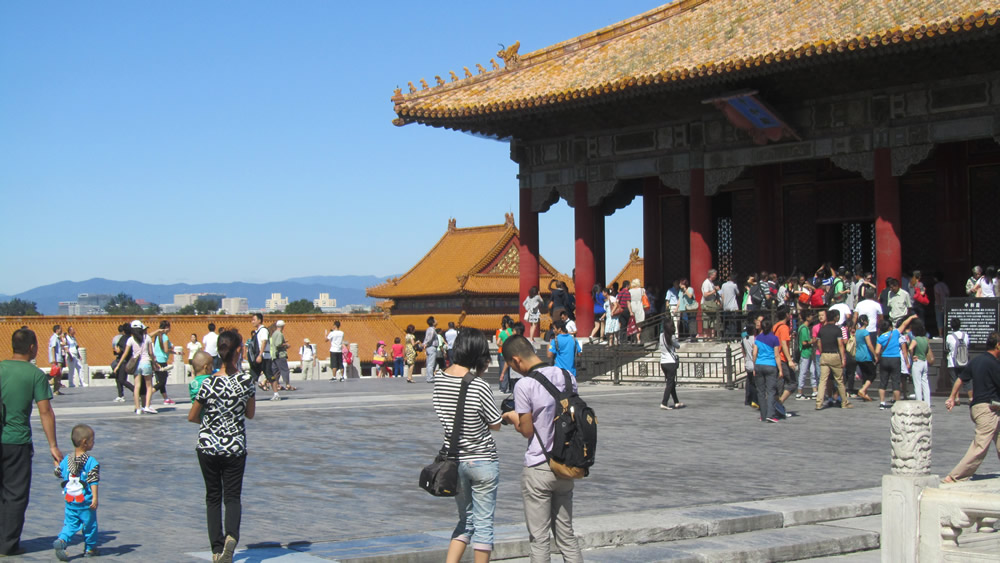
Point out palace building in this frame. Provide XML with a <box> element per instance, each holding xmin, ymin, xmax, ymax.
<box><xmin>392</xmin><ymin>0</ymin><xmax>1000</xmax><ymax>336</ymax></box>
<box><xmin>366</xmin><ymin>214</ymin><xmax>572</xmax><ymax>333</ymax></box>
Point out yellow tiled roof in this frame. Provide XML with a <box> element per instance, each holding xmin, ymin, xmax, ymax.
<box><xmin>393</xmin><ymin>0</ymin><xmax>1000</xmax><ymax>125</ymax></box>
<box><xmin>612</xmin><ymin>249</ymin><xmax>644</xmax><ymax>289</ymax></box>
<box><xmin>366</xmin><ymin>217</ymin><xmax>572</xmax><ymax>299</ymax></box>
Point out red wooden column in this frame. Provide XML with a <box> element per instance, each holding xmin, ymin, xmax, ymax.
<box><xmin>518</xmin><ymin>188</ymin><xmax>540</xmax><ymax>321</ymax></box>
<box><xmin>874</xmin><ymin>148</ymin><xmax>902</xmax><ymax>289</ymax></box>
<box><xmin>689</xmin><ymin>169</ymin><xmax>711</xmax><ymax>335</ymax></box>
<box><xmin>593</xmin><ymin>208</ymin><xmax>606</xmax><ymax>286</ymax></box>
<box><xmin>754</xmin><ymin>165</ymin><xmax>776</xmax><ymax>273</ymax></box>
<box><xmin>643</xmin><ymin>177</ymin><xmax>663</xmax><ymax>292</ymax></box>
<box><xmin>574</xmin><ymin>181</ymin><xmax>596</xmax><ymax>336</ymax></box>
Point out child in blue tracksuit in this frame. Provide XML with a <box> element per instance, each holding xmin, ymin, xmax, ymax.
<box><xmin>53</xmin><ymin>424</ymin><xmax>100</xmax><ymax>560</ymax></box>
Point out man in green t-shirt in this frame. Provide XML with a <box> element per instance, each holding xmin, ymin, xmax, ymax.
<box><xmin>0</xmin><ymin>328</ymin><xmax>62</xmax><ymax>556</ymax></box>
<box><xmin>795</xmin><ymin>310</ymin><xmax>818</xmax><ymax>399</ymax></box>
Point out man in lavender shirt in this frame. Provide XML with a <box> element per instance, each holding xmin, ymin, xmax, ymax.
<box><xmin>500</xmin><ymin>335</ymin><xmax>583</xmax><ymax>563</ymax></box>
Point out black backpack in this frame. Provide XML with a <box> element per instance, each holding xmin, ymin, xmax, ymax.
<box><xmin>246</xmin><ymin>329</ymin><xmax>261</xmax><ymax>367</ymax></box>
<box><xmin>528</xmin><ymin>369</ymin><xmax>597</xmax><ymax>478</ymax></box>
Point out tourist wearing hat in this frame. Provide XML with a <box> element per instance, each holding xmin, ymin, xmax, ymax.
<box><xmin>299</xmin><ymin>338</ymin><xmax>317</xmax><ymax>380</ymax></box>
<box><xmin>116</xmin><ymin>320</ymin><xmax>165</xmax><ymax>415</ymax></box>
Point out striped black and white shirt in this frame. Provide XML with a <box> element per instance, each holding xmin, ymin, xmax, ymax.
<box><xmin>432</xmin><ymin>370</ymin><xmax>502</xmax><ymax>462</ymax></box>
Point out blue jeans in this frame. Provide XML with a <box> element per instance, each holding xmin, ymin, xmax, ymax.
<box><xmin>798</xmin><ymin>354</ymin><xmax>819</xmax><ymax>391</ymax></box>
<box><xmin>452</xmin><ymin>459</ymin><xmax>499</xmax><ymax>551</ymax></box>
<box><xmin>393</xmin><ymin>357</ymin><xmax>404</xmax><ymax>377</ymax></box>
<box><xmin>59</xmin><ymin>503</ymin><xmax>98</xmax><ymax>550</ymax></box>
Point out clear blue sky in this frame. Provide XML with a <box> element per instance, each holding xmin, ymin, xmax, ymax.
<box><xmin>0</xmin><ymin>1</ymin><xmax>655</xmax><ymax>295</ymax></box>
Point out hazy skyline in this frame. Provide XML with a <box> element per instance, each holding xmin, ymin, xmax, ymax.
<box><xmin>0</xmin><ymin>1</ymin><xmax>656</xmax><ymax>295</ymax></box>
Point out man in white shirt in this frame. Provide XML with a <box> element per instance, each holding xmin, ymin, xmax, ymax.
<box><xmin>300</xmin><ymin>338</ymin><xmax>317</xmax><ymax>380</ymax></box>
<box><xmin>829</xmin><ymin>302</ymin><xmax>852</xmax><ymax>327</ymax></box>
<box><xmin>946</xmin><ymin>318</ymin><xmax>973</xmax><ymax>405</ymax></box>
<box><xmin>700</xmin><ymin>269</ymin><xmax>721</xmax><ymax>338</ymax></box>
<box><xmin>202</xmin><ymin>323</ymin><xmax>220</xmax><ymax>371</ymax></box>
<box><xmin>63</xmin><ymin>326</ymin><xmax>85</xmax><ymax>387</ymax></box>
<box><xmin>325</xmin><ymin>321</ymin><xmax>345</xmax><ymax>381</ymax></box>
<box><xmin>249</xmin><ymin>313</ymin><xmax>273</xmax><ymax>394</ymax></box>
<box><xmin>48</xmin><ymin>324</ymin><xmax>64</xmax><ymax>395</ymax></box>
<box><xmin>559</xmin><ymin>310</ymin><xmax>577</xmax><ymax>335</ymax></box>
<box><xmin>853</xmin><ymin>287</ymin><xmax>883</xmax><ymax>333</ymax></box>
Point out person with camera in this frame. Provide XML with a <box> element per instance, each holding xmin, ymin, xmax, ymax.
<box><xmin>432</xmin><ymin>329</ymin><xmax>504</xmax><ymax>563</ymax></box>
<box><xmin>500</xmin><ymin>334</ymin><xmax>584</xmax><ymax>562</ymax></box>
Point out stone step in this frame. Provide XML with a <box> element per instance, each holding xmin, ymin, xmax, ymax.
<box><xmin>531</xmin><ymin>519</ymin><xmax>879</xmax><ymax>562</ymax></box>
<box><xmin>271</xmin><ymin>488</ymin><xmax>880</xmax><ymax>562</ymax></box>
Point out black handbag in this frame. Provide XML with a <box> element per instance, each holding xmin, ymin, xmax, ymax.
<box><xmin>419</xmin><ymin>373</ymin><xmax>475</xmax><ymax>497</ymax></box>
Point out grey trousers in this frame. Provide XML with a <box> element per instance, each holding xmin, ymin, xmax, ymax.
<box><xmin>754</xmin><ymin>364</ymin><xmax>779</xmax><ymax>421</ymax></box>
<box><xmin>425</xmin><ymin>347</ymin><xmax>437</xmax><ymax>382</ymax></box>
<box><xmin>520</xmin><ymin>464</ymin><xmax>583</xmax><ymax>563</ymax></box>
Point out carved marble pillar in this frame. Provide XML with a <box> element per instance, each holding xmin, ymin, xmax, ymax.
<box><xmin>882</xmin><ymin>400</ymin><xmax>938</xmax><ymax>563</ymax></box>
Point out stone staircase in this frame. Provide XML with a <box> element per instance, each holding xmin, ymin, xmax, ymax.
<box><xmin>273</xmin><ymin>488</ymin><xmax>882</xmax><ymax>562</ymax></box>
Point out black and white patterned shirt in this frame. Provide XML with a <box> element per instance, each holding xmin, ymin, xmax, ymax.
<box><xmin>432</xmin><ymin>371</ymin><xmax>502</xmax><ymax>462</ymax></box>
<box><xmin>195</xmin><ymin>372</ymin><xmax>255</xmax><ymax>457</ymax></box>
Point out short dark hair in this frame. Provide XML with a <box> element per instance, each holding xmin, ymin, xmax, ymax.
<box><xmin>988</xmin><ymin>332</ymin><xmax>1000</xmax><ymax>350</ymax></box>
<box><xmin>775</xmin><ymin>305</ymin><xmax>788</xmax><ymax>321</ymax></box>
<box><xmin>208</xmin><ymin>323</ymin><xmax>216</xmax><ymax>332</ymax></box>
<box><xmin>950</xmin><ymin>318</ymin><xmax>962</xmax><ymax>331</ymax></box>
<box><xmin>159</xmin><ymin>320</ymin><xmax>170</xmax><ymax>329</ymax></box>
<box><xmin>501</xmin><ymin>335</ymin><xmax>535</xmax><ymax>364</ymax></box>
<box><xmin>71</xmin><ymin>424</ymin><xmax>94</xmax><ymax>447</ymax></box>
<box><xmin>448</xmin><ymin>322</ymin><xmax>455</xmax><ymax>329</ymax></box>
<box><xmin>52</xmin><ymin>324</ymin><xmax>61</xmax><ymax>333</ymax></box>
<box><xmin>253</xmin><ymin>313</ymin><xmax>264</xmax><ymax>322</ymax></box>
<box><xmin>394</xmin><ymin>337</ymin><xmax>401</xmax><ymax>344</ymax></box>
<box><xmin>511</xmin><ymin>321</ymin><xmax>525</xmax><ymax>335</ymax></box>
<box><xmin>406</xmin><ymin>324</ymin><xmax>415</xmax><ymax>334</ymax></box>
<box><xmin>426</xmin><ymin>316</ymin><xmax>436</xmax><ymax>327</ymax></box>
<box><xmin>553</xmin><ymin>319</ymin><xmax>566</xmax><ymax>332</ymax></box>
<box><xmin>12</xmin><ymin>328</ymin><xmax>36</xmax><ymax>355</ymax></box>
<box><xmin>760</xmin><ymin>319</ymin><xmax>773</xmax><ymax>334</ymax></box>
<box><xmin>450</xmin><ymin>328</ymin><xmax>490</xmax><ymax>372</ymax></box>
<box><xmin>911</xmin><ymin>319</ymin><xmax>927</xmax><ymax>337</ymax></box>
<box><xmin>827</xmin><ymin>309</ymin><xmax>840</xmax><ymax>323</ymax></box>
<box><xmin>334</xmin><ymin>321</ymin><xmax>341</xmax><ymax>328</ymax></box>
<box><xmin>879</xmin><ymin>319</ymin><xmax>892</xmax><ymax>333</ymax></box>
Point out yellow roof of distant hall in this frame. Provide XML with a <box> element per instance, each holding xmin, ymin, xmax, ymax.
<box><xmin>366</xmin><ymin>215</ymin><xmax>572</xmax><ymax>299</ymax></box>
<box><xmin>392</xmin><ymin>0</ymin><xmax>1000</xmax><ymax>125</ymax></box>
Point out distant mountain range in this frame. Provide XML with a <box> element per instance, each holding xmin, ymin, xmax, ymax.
<box><xmin>0</xmin><ymin>276</ymin><xmax>392</xmax><ymax>315</ymax></box>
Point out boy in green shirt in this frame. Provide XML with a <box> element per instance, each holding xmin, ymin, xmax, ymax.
<box><xmin>795</xmin><ymin>310</ymin><xmax>818</xmax><ymax>399</ymax></box>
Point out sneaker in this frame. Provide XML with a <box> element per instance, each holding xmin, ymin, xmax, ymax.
<box><xmin>880</xmin><ymin>403</ymin><xmax>889</xmax><ymax>410</ymax></box>
<box><xmin>842</xmin><ymin>403</ymin><xmax>854</xmax><ymax>409</ymax></box>
<box><xmin>765</xmin><ymin>417</ymin><xmax>779</xmax><ymax>423</ymax></box>
<box><xmin>908</xmin><ymin>394</ymin><xmax>916</xmax><ymax>400</ymax></box>
<box><xmin>271</xmin><ymin>393</ymin><xmax>281</xmax><ymax>401</ymax></box>
<box><xmin>163</xmin><ymin>398</ymin><xmax>176</xmax><ymax>405</ymax></box>
<box><xmin>220</xmin><ymin>535</ymin><xmax>237</xmax><ymax>563</ymax></box>
<box><xmin>660</xmin><ymin>404</ymin><xmax>674</xmax><ymax>410</ymax></box>
<box><xmin>141</xmin><ymin>406</ymin><xmax>158</xmax><ymax>414</ymax></box>
<box><xmin>113</xmin><ymin>396</ymin><xmax>125</xmax><ymax>403</ymax></box>
<box><xmin>84</xmin><ymin>547</ymin><xmax>99</xmax><ymax>558</ymax></box>
<box><xmin>54</xmin><ymin>538</ymin><xmax>69</xmax><ymax>562</ymax></box>
<box><xmin>135</xmin><ymin>408</ymin><xmax>143</xmax><ymax>415</ymax></box>
<box><xmin>750</xmin><ymin>402</ymin><xmax>759</xmax><ymax>410</ymax></box>
<box><xmin>795</xmin><ymin>394</ymin><xmax>806</xmax><ymax>400</ymax></box>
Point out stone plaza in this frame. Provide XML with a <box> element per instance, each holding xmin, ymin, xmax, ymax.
<box><xmin>10</xmin><ymin>376</ymin><xmax>998</xmax><ymax>561</ymax></box>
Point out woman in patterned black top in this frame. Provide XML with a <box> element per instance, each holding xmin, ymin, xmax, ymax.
<box><xmin>188</xmin><ymin>330</ymin><xmax>255</xmax><ymax>563</ymax></box>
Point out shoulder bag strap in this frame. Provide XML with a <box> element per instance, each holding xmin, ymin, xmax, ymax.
<box><xmin>446</xmin><ymin>373</ymin><xmax>476</xmax><ymax>459</ymax></box>
<box><xmin>528</xmin><ymin>370</ymin><xmax>564</xmax><ymax>402</ymax></box>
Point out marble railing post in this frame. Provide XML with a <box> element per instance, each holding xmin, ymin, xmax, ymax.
<box><xmin>172</xmin><ymin>346</ymin><xmax>186</xmax><ymax>385</ymax></box>
<box><xmin>882</xmin><ymin>401</ymin><xmax>938</xmax><ymax>563</ymax></box>
<box><xmin>349</xmin><ymin>343</ymin><xmax>359</xmax><ymax>379</ymax></box>
<box><xmin>79</xmin><ymin>348</ymin><xmax>90</xmax><ymax>387</ymax></box>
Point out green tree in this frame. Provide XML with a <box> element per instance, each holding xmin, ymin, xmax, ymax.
<box><xmin>193</xmin><ymin>297</ymin><xmax>218</xmax><ymax>315</ymax></box>
<box><xmin>178</xmin><ymin>304</ymin><xmax>197</xmax><ymax>315</ymax></box>
<box><xmin>0</xmin><ymin>298</ymin><xmax>41</xmax><ymax>316</ymax></box>
<box><xmin>103</xmin><ymin>292</ymin><xmax>144</xmax><ymax>315</ymax></box>
<box><xmin>144</xmin><ymin>303</ymin><xmax>162</xmax><ymax>314</ymax></box>
<box><xmin>283</xmin><ymin>299</ymin><xmax>320</xmax><ymax>314</ymax></box>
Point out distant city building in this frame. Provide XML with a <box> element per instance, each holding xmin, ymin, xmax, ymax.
<box><xmin>264</xmin><ymin>293</ymin><xmax>288</xmax><ymax>312</ymax></box>
<box><xmin>173</xmin><ymin>293</ymin><xmax>225</xmax><ymax>308</ymax></box>
<box><xmin>77</xmin><ymin>293</ymin><xmax>113</xmax><ymax>308</ymax></box>
<box><xmin>160</xmin><ymin>304</ymin><xmax>181</xmax><ymax>314</ymax></box>
<box><xmin>58</xmin><ymin>301</ymin><xmax>106</xmax><ymax>316</ymax></box>
<box><xmin>221</xmin><ymin>297</ymin><xmax>249</xmax><ymax>314</ymax></box>
<box><xmin>314</xmin><ymin>293</ymin><xmax>338</xmax><ymax>313</ymax></box>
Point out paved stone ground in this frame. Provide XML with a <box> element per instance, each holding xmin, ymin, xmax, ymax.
<box><xmin>8</xmin><ymin>377</ymin><xmax>998</xmax><ymax>561</ymax></box>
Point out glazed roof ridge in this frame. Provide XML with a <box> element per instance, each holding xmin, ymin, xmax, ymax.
<box><xmin>393</xmin><ymin>0</ymin><xmax>1000</xmax><ymax>126</ymax></box>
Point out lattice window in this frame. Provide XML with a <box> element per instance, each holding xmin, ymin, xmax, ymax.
<box><xmin>841</xmin><ymin>222</ymin><xmax>874</xmax><ymax>274</ymax></box>
<box><xmin>716</xmin><ymin>217</ymin><xmax>733</xmax><ymax>280</ymax></box>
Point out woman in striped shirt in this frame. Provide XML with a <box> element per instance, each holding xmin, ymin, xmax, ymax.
<box><xmin>432</xmin><ymin>328</ymin><xmax>504</xmax><ymax>563</ymax></box>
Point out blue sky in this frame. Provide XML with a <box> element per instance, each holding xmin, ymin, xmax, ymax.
<box><xmin>0</xmin><ymin>1</ymin><xmax>655</xmax><ymax>295</ymax></box>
